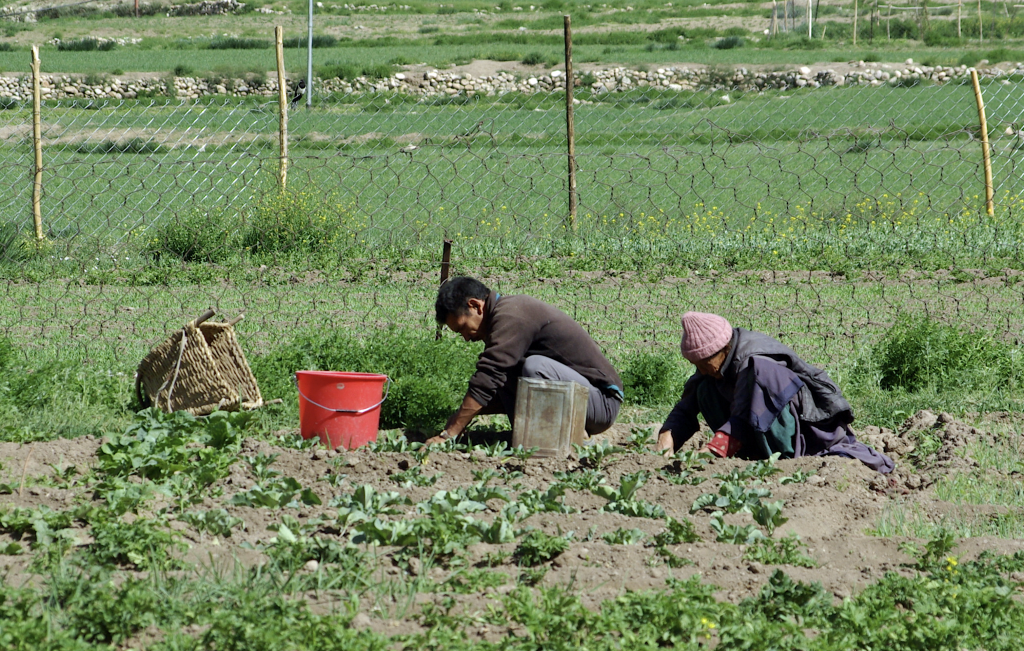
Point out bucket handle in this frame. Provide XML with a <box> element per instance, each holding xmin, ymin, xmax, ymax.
<box><xmin>295</xmin><ymin>375</ymin><xmax>391</xmax><ymax>415</ymax></box>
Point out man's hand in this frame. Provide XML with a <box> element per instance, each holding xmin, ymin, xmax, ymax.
<box><xmin>425</xmin><ymin>431</ymin><xmax>451</xmax><ymax>446</ymax></box>
<box><xmin>654</xmin><ymin>430</ymin><xmax>674</xmax><ymax>458</ymax></box>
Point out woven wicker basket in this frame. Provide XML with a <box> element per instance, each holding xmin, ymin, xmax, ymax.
<box><xmin>135</xmin><ymin>309</ymin><xmax>263</xmax><ymax>415</ymax></box>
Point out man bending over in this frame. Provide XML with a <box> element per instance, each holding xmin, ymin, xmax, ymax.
<box><xmin>426</xmin><ymin>276</ymin><xmax>623</xmax><ymax>445</ymax></box>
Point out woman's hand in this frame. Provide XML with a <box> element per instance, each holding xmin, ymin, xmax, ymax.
<box><xmin>654</xmin><ymin>430</ymin><xmax>675</xmax><ymax>458</ymax></box>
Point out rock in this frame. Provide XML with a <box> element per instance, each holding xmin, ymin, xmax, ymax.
<box><xmin>408</xmin><ymin>556</ymin><xmax>422</xmax><ymax>576</ymax></box>
<box><xmin>303</xmin><ymin>559</ymin><xmax>319</xmax><ymax>572</ymax></box>
<box><xmin>799</xmin><ymin>66</ymin><xmax>812</xmax><ymax>76</ymax></box>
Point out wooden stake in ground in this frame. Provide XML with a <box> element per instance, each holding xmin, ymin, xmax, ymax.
<box><xmin>971</xmin><ymin>69</ymin><xmax>995</xmax><ymax>216</ymax></box>
<box><xmin>771</xmin><ymin>0</ymin><xmax>779</xmax><ymax>36</ymax></box>
<box><xmin>435</xmin><ymin>239</ymin><xmax>453</xmax><ymax>341</ymax></box>
<box><xmin>853</xmin><ymin>0</ymin><xmax>858</xmax><ymax>45</ymax></box>
<box><xmin>807</xmin><ymin>0</ymin><xmax>813</xmax><ymax>37</ymax></box>
<box><xmin>275</xmin><ymin>26</ymin><xmax>288</xmax><ymax>191</ymax></box>
<box><xmin>31</xmin><ymin>45</ymin><xmax>43</xmax><ymax>241</ymax></box>
<box><xmin>564</xmin><ymin>14</ymin><xmax>577</xmax><ymax>232</ymax></box>
<box><xmin>978</xmin><ymin>0</ymin><xmax>983</xmax><ymax>42</ymax></box>
<box><xmin>958</xmin><ymin>0</ymin><xmax>962</xmax><ymax>38</ymax></box>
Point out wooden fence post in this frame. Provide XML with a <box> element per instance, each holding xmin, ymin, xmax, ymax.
<box><xmin>275</xmin><ymin>26</ymin><xmax>288</xmax><ymax>191</ymax></box>
<box><xmin>564</xmin><ymin>15</ymin><xmax>577</xmax><ymax>232</ymax></box>
<box><xmin>970</xmin><ymin>69</ymin><xmax>995</xmax><ymax>216</ymax></box>
<box><xmin>31</xmin><ymin>45</ymin><xmax>43</xmax><ymax>241</ymax></box>
<box><xmin>435</xmin><ymin>239</ymin><xmax>453</xmax><ymax>341</ymax></box>
<box><xmin>978</xmin><ymin>0</ymin><xmax>983</xmax><ymax>43</ymax></box>
<box><xmin>853</xmin><ymin>0</ymin><xmax>858</xmax><ymax>45</ymax></box>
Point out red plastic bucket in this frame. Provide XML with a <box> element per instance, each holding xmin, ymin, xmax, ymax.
<box><xmin>295</xmin><ymin>371</ymin><xmax>390</xmax><ymax>450</ymax></box>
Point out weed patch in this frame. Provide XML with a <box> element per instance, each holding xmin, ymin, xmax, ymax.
<box><xmin>252</xmin><ymin>328</ymin><xmax>480</xmax><ymax>432</ymax></box>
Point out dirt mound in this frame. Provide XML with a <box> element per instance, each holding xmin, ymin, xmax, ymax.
<box><xmin>858</xmin><ymin>410</ymin><xmax>995</xmax><ymax>493</ymax></box>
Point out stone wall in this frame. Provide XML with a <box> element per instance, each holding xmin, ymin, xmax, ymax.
<box><xmin>0</xmin><ymin>61</ymin><xmax>1019</xmax><ymax>102</ymax></box>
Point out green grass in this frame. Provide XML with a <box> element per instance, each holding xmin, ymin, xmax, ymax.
<box><xmin>6</xmin><ymin>82</ymin><xmax>1024</xmax><ymax>263</ymax></box>
<box><xmin>3</xmin><ymin>40</ymin><xmax>1016</xmax><ymax>74</ymax></box>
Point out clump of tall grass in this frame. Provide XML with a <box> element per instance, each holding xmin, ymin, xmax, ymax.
<box><xmin>144</xmin><ymin>209</ymin><xmax>239</xmax><ymax>263</ymax></box>
<box><xmin>875</xmin><ymin>315</ymin><xmax>1024</xmax><ymax>393</ymax></box>
<box><xmin>846</xmin><ymin>315</ymin><xmax>1024</xmax><ymax>426</ymax></box>
<box><xmin>241</xmin><ymin>190</ymin><xmax>341</xmax><ymax>256</ymax></box>
<box><xmin>619</xmin><ymin>350</ymin><xmax>688</xmax><ymax>406</ymax></box>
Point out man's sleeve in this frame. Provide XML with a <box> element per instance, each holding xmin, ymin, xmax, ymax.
<box><xmin>464</xmin><ymin>312</ymin><xmax>543</xmax><ymax>406</ymax></box>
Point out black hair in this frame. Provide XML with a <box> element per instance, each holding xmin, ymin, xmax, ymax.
<box><xmin>435</xmin><ymin>276</ymin><xmax>491</xmax><ymax>324</ymax></box>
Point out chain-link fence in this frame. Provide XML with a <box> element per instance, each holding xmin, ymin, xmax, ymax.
<box><xmin>1</xmin><ymin>49</ymin><xmax>1023</xmax><ymax>378</ymax></box>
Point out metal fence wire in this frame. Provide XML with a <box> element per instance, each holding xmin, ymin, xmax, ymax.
<box><xmin>1</xmin><ymin>45</ymin><xmax>1023</xmax><ymax>376</ymax></box>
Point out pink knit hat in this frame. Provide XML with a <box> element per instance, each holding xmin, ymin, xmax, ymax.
<box><xmin>680</xmin><ymin>311</ymin><xmax>732</xmax><ymax>362</ymax></box>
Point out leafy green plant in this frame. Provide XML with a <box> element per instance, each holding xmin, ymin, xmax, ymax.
<box><xmin>418</xmin><ymin>486</ymin><xmax>510</xmax><ymax>516</ymax></box>
<box><xmin>658</xmin><ymin>468</ymin><xmax>707</xmax><ymax>486</ymax></box>
<box><xmin>438</xmin><ymin>568</ymin><xmax>509</xmax><ymax>593</ymax></box>
<box><xmin>502</xmin><ymin>485</ymin><xmax>574</xmax><ymax>521</ymax></box>
<box><xmin>514</xmin><ymin>529</ymin><xmax>571</xmax><ymax>566</ymax></box>
<box><xmin>367</xmin><ymin>431</ymin><xmax>420</xmax><ymax>453</ymax></box>
<box><xmin>478</xmin><ymin>439</ymin><xmax>513</xmax><ymax>458</ymax></box>
<box><xmin>709</xmin><ymin>511</ymin><xmax>765</xmax><ymax>544</ymax></box>
<box><xmin>181</xmin><ymin>509</ymin><xmax>244</xmax><ymax>537</ymax></box>
<box><xmin>97</xmin><ymin>409</ymin><xmax>248</xmax><ymax>507</ymax></box>
<box><xmin>626</xmin><ymin>426</ymin><xmax>655</xmax><ymax>451</ymax></box>
<box><xmin>691</xmin><ymin>482</ymin><xmax>772</xmax><ymax>514</ymax></box>
<box><xmin>901</xmin><ymin>528</ymin><xmax>959</xmax><ymax>571</ymax></box>
<box><xmin>779</xmin><ymin>469</ymin><xmax>816</xmax><ymax>484</ymax></box>
<box><xmin>245</xmin><ymin>453</ymin><xmax>281</xmax><ymax>483</ymax></box>
<box><xmin>601</xmin><ymin>528</ymin><xmax>647</xmax><ymax>545</ymax></box>
<box><xmin>743</xmin><ymin>534</ymin><xmax>817</xmax><ymax>567</ymax></box>
<box><xmin>0</xmin><ymin>505</ymin><xmax>77</xmax><ymax>549</ymax></box>
<box><xmin>574</xmin><ymin>439</ymin><xmax>625</xmax><ymax>469</ymax></box>
<box><xmin>653</xmin><ymin>546</ymin><xmax>692</xmax><ymax>568</ymax></box>
<box><xmin>594</xmin><ymin>472</ymin><xmax>666</xmax><ymax>518</ymax></box>
<box><xmin>391</xmin><ymin>464</ymin><xmax>440</xmax><ymax>488</ymax></box>
<box><xmin>332</xmin><ymin>484</ymin><xmax>409</xmax><ymax>526</ymax></box>
<box><xmin>751</xmin><ymin>500</ymin><xmax>789</xmax><ymax>536</ymax></box>
<box><xmin>652</xmin><ymin>516</ymin><xmax>700</xmax><ymax>546</ymax></box>
<box><xmin>264</xmin><ymin>515</ymin><xmax>363</xmax><ymax>571</ymax></box>
<box><xmin>230</xmin><ymin>477</ymin><xmax>321</xmax><ymax>508</ymax></box>
<box><xmin>740</xmin><ymin>570</ymin><xmax>833</xmax><ymax>624</ymax></box>
<box><xmin>85</xmin><ymin>510</ymin><xmax>186</xmax><ymax>570</ymax></box>
<box><xmin>673</xmin><ymin>449</ymin><xmax>713</xmax><ymax>469</ymax></box>
<box><xmin>511</xmin><ymin>445</ymin><xmax>539</xmax><ymax>465</ymax></box>
<box><xmin>552</xmin><ymin>468</ymin><xmax>606</xmax><ymax>491</ymax></box>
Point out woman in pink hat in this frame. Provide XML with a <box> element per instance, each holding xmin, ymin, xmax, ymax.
<box><xmin>654</xmin><ymin>312</ymin><xmax>893</xmax><ymax>472</ymax></box>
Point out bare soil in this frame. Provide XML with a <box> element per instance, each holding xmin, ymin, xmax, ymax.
<box><xmin>1</xmin><ymin>411</ymin><xmax>1022</xmax><ymax>621</ymax></box>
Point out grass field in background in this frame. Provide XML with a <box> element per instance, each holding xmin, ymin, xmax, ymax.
<box><xmin>6</xmin><ymin>81</ymin><xmax>1024</xmax><ymax>256</ymax></box>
